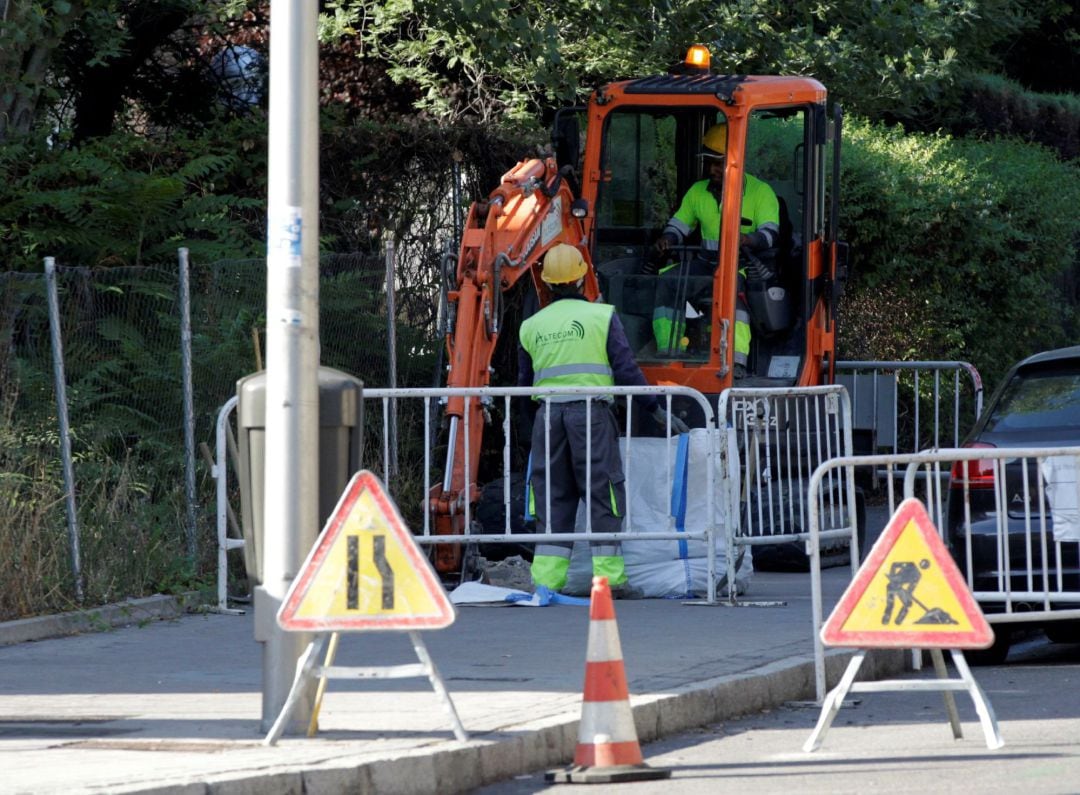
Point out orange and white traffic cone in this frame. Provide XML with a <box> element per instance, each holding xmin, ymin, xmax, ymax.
<box><xmin>546</xmin><ymin>576</ymin><xmax>670</xmax><ymax>784</ymax></box>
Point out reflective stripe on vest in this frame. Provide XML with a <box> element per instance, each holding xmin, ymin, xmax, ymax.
<box><xmin>533</xmin><ymin>362</ymin><xmax>614</xmax><ymax>382</ymax></box>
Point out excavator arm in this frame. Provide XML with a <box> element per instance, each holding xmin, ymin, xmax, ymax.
<box><xmin>429</xmin><ymin>156</ymin><xmax>598</xmax><ymax>573</ymax></box>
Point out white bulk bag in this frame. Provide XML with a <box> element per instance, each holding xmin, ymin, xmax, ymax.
<box><xmin>560</xmin><ymin>428</ymin><xmax>751</xmax><ymax>597</ymax></box>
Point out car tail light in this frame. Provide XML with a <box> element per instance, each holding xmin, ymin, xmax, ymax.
<box><xmin>949</xmin><ymin>442</ymin><xmax>997</xmax><ymax>489</ymax></box>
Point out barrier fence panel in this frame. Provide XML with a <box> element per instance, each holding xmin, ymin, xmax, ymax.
<box><xmin>836</xmin><ymin>360</ymin><xmax>984</xmax><ymax>459</ymax></box>
<box><xmin>718</xmin><ymin>385</ymin><xmax>861</xmax><ymax>594</ymax></box>
<box><xmin>216</xmin><ymin>383</ymin><xmax>876</xmax><ymax>607</ymax></box>
<box><xmin>807</xmin><ymin>447</ymin><xmax>1080</xmax><ymax>702</ymax></box>
<box><xmin>213</xmin><ymin>396</ymin><xmax>244</xmax><ymax>613</ymax></box>
<box><xmin>906</xmin><ymin>448</ymin><xmax>1080</xmax><ymax>624</ymax></box>
<box><xmin>358</xmin><ymin>385</ymin><xmax>724</xmax><ymax>606</ymax></box>
<box><xmin>216</xmin><ymin>384</ymin><xmax>729</xmax><ymax>606</ymax></box>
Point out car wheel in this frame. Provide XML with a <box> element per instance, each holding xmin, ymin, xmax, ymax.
<box><xmin>1044</xmin><ymin>619</ymin><xmax>1080</xmax><ymax>644</ymax></box>
<box><xmin>965</xmin><ymin>627</ymin><xmax>1012</xmax><ymax>666</ymax></box>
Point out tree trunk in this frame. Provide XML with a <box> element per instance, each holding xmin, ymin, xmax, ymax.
<box><xmin>0</xmin><ymin>1</ymin><xmax>84</xmax><ymax>142</ymax></box>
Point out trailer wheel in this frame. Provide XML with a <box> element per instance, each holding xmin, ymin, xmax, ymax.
<box><xmin>752</xmin><ymin>486</ymin><xmax>866</xmax><ymax>572</ymax></box>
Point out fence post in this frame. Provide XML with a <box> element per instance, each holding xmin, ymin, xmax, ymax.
<box><xmin>385</xmin><ymin>239</ymin><xmax>398</xmax><ymax>477</ymax></box>
<box><xmin>452</xmin><ymin>153</ymin><xmax>463</xmax><ymax>243</ymax></box>
<box><xmin>44</xmin><ymin>257</ymin><xmax>84</xmax><ymax>603</ymax></box>
<box><xmin>178</xmin><ymin>247</ymin><xmax>197</xmax><ymax>560</ymax></box>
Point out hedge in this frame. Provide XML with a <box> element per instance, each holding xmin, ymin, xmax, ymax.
<box><xmin>954</xmin><ymin>73</ymin><xmax>1080</xmax><ymax>162</ymax></box>
<box><xmin>837</xmin><ymin>117</ymin><xmax>1080</xmax><ymax>386</ymax></box>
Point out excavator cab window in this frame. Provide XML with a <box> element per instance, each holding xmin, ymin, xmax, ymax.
<box><xmin>594</xmin><ymin>111</ymin><xmax>681</xmax><ymax>237</ymax></box>
<box><xmin>743</xmin><ymin>108</ymin><xmax>808</xmax><ymax>349</ymax></box>
<box><xmin>739</xmin><ymin>106</ymin><xmax>823</xmax><ymax>380</ymax></box>
<box><xmin>592</xmin><ymin>103</ymin><xmax>825</xmax><ymax>379</ymax></box>
<box><xmin>592</xmin><ymin>107</ymin><xmax>720</xmax><ymax>357</ymax></box>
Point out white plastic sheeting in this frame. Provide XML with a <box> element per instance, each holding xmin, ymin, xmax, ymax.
<box><xmin>562</xmin><ymin>429</ymin><xmax>751</xmax><ymax>597</ymax></box>
<box><xmin>1041</xmin><ymin>454</ymin><xmax>1080</xmax><ymax>542</ymax></box>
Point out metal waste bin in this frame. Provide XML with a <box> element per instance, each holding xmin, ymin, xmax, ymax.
<box><xmin>236</xmin><ymin>366</ymin><xmax>364</xmax><ymax>585</ymax></box>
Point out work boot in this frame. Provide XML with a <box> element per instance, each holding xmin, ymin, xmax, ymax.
<box><xmin>611</xmin><ymin>583</ymin><xmax>644</xmax><ymax>600</ymax></box>
<box><xmin>733</xmin><ymin>363</ymin><xmax>747</xmax><ymax>379</ymax></box>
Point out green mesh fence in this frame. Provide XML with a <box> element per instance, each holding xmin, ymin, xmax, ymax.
<box><xmin>0</xmin><ymin>251</ymin><xmax>441</xmax><ymax>614</ymax></box>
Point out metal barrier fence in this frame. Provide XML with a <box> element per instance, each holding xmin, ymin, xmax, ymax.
<box><xmin>215</xmin><ymin>383</ymin><xmax>727</xmax><ymax>607</ymax></box>
<box><xmin>807</xmin><ymin>447</ymin><xmax>1080</xmax><ymax>702</ymax></box>
<box><xmin>909</xmin><ymin>448</ymin><xmax>1080</xmax><ymax>622</ymax></box>
<box><xmin>835</xmin><ymin>360</ymin><xmax>983</xmax><ymax>458</ymax></box>
<box><xmin>215</xmin><ymin>370</ymin><xmax>985</xmax><ymax>612</ymax></box>
<box><xmin>718</xmin><ymin>386</ymin><xmax>860</xmax><ymax>590</ymax></box>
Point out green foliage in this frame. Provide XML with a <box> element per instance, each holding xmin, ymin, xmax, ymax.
<box><xmin>0</xmin><ymin>118</ymin><xmax>266</xmax><ymax>269</ymax></box>
<box><xmin>948</xmin><ymin>72</ymin><xmax>1080</xmax><ymax>161</ymax></box>
<box><xmin>837</xmin><ymin>117</ymin><xmax>1080</xmax><ymax>385</ymax></box>
<box><xmin>315</xmin><ymin>0</ymin><xmax>1030</xmax><ymax>126</ymax></box>
<box><xmin>0</xmin><ymin>0</ymin><xmax>85</xmax><ymax>139</ymax></box>
<box><xmin>1000</xmin><ymin>0</ymin><xmax>1080</xmax><ymax>94</ymax></box>
<box><xmin>0</xmin><ymin>384</ymin><xmax>202</xmax><ymax>619</ymax></box>
<box><xmin>322</xmin><ymin>0</ymin><xmax>719</xmax><ymax>123</ymax></box>
<box><xmin>704</xmin><ymin>0</ymin><xmax>1026</xmax><ymax>123</ymax></box>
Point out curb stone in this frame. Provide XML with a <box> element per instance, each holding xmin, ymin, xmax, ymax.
<box><xmin>114</xmin><ymin>649</ymin><xmax>907</xmax><ymax>795</ymax></box>
<box><xmin>0</xmin><ymin>591</ymin><xmax>208</xmax><ymax>646</ymax></box>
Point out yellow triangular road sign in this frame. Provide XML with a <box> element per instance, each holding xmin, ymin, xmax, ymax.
<box><xmin>277</xmin><ymin>471</ymin><xmax>455</xmax><ymax>632</ymax></box>
<box><xmin>821</xmin><ymin>498</ymin><xmax>993</xmax><ymax>649</ymax></box>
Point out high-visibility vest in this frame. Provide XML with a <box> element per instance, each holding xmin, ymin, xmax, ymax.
<box><xmin>665</xmin><ymin>174</ymin><xmax>779</xmax><ymax>249</ymax></box>
<box><xmin>520</xmin><ymin>299</ymin><xmax>615</xmax><ymax>397</ymax></box>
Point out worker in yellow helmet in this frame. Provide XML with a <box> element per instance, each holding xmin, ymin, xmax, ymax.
<box><xmin>518</xmin><ymin>244</ymin><xmax>688</xmax><ymax>598</ymax></box>
<box><xmin>651</xmin><ymin>122</ymin><xmax>780</xmax><ymax>376</ymax></box>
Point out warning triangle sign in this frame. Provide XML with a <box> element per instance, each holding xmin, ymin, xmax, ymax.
<box><xmin>277</xmin><ymin>470</ymin><xmax>455</xmax><ymax>632</ymax></box>
<box><xmin>821</xmin><ymin>498</ymin><xmax>993</xmax><ymax>649</ymax></box>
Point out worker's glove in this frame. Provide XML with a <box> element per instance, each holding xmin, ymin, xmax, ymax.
<box><xmin>740</xmin><ymin>246</ymin><xmax>774</xmax><ymax>282</ymax></box>
<box><xmin>644</xmin><ymin>233</ymin><xmax>676</xmax><ymax>275</ymax></box>
<box><xmin>653</xmin><ymin>232</ymin><xmax>676</xmax><ymax>254</ymax></box>
<box><xmin>651</xmin><ymin>407</ymin><xmax>690</xmax><ymax>435</ymax></box>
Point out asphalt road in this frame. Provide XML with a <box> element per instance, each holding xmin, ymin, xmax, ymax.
<box><xmin>476</xmin><ymin>633</ymin><xmax>1080</xmax><ymax>794</ymax></box>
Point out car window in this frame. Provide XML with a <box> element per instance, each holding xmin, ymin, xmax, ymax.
<box><xmin>984</xmin><ymin>368</ymin><xmax>1080</xmax><ymax>431</ymax></box>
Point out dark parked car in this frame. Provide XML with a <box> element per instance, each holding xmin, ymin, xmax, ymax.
<box><xmin>946</xmin><ymin>346</ymin><xmax>1080</xmax><ymax>662</ymax></box>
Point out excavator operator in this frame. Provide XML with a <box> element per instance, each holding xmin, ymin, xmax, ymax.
<box><xmin>518</xmin><ymin>244</ymin><xmax>689</xmax><ymax>598</ymax></box>
<box><xmin>649</xmin><ymin>122</ymin><xmax>780</xmax><ymax>376</ymax></box>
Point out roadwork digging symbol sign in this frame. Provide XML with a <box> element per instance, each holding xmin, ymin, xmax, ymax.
<box><xmin>277</xmin><ymin>470</ymin><xmax>455</xmax><ymax>632</ymax></box>
<box><xmin>821</xmin><ymin>498</ymin><xmax>993</xmax><ymax>649</ymax></box>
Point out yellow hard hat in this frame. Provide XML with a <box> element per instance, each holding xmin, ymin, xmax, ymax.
<box><xmin>541</xmin><ymin>244</ymin><xmax>588</xmax><ymax>284</ymax></box>
<box><xmin>699</xmin><ymin>123</ymin><xmax>727</xmax><ymax>159</ymax></box>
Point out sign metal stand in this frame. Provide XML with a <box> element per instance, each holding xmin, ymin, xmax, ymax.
<box><xmin>803</xmin><ymin>647</ymin><xmax>1002</xmax><ymax>751</ymax></box>
<box><xmin>806</xmin><ymin>498</ymin><xmax>1004</xmax><ymax>752</ymax></box>
<box><xmin>263</xmin><ymin>470</ymin><xmax>466</xmax><ymax>746</ymax></box>
<box><xmin>264</xmin><ymin>630</ymin><xmax>467</xmax><ymax>746</ymax></box>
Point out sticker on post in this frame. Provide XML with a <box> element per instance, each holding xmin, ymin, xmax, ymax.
<box><xmin>268</xmin><ymin>206</ymin><xmax>303</xmax><ymax>267</ymax></box>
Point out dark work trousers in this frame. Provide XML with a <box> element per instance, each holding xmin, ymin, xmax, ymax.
<box><xmin>529</xmin><ymin>399</ymin><xmax>628</xmax><ymax>588</ymax></box>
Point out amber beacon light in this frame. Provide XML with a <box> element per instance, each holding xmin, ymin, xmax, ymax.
<box><xmin>684</xmin><ymin>45</ymin><xmax>711</xmax><ymax>70</ymax></box>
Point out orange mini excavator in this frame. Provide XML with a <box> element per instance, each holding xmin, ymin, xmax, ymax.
<box><xmin>430</xmin><ymin>46</ymin><xmax>848</xmax><ymax>574</ymax></box>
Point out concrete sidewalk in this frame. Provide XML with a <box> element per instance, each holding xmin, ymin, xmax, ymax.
<box><xmin>0</xmin><ymin>569</ymin><xmax>904</xmax><ymax>795</ymax></box>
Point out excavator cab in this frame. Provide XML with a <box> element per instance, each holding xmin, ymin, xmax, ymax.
<box><xmin>592</xmin><ymin>107</ymin><xmax>806</xmax><ymax>369</ymax></box>
<box><xmin>564</xmin><ymin>61</ymin><xmax>843</xmax><ymax>393</ymax></box>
